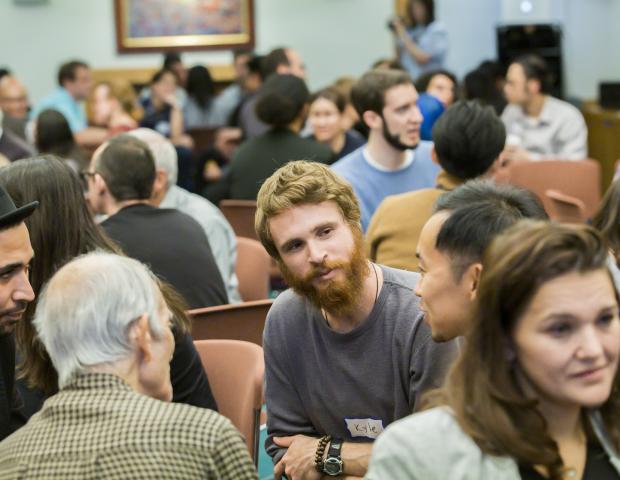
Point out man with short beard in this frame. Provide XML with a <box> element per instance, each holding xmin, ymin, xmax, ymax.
<box><xmin>0</xmin><ymin>185</ymin><xmax>37</xmax><ymax>441</ymax></box>
<box><xmin>255</xmin><ymin>161</ymin><xmax>456</xmax><ymax>480</ymax></box>
<box><xmin>331</xmin><ymin>69</ymin><xmax>440</xmax><ymax>231</ymax></box>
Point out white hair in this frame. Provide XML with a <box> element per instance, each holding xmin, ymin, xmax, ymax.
<box><xmin>127</xmin><ymin>127</ymin><xmax>178</xmax><ymax>187</ymax></box>
<box><xmin>33</xmin><ymin>251</ymin><xmax>165</xmax><ymax>388</ymax></box>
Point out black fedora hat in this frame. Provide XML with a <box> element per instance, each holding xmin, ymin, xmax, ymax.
<box><xmin>0</xmin><ymin>183</ymin><xmax>38</xmax><ymax>229</ymax></box>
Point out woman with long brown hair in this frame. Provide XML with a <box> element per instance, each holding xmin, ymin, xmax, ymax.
<box><xmin>0</xmin><ymin>156</ymin><xmax>216</xmax><ymax>410</ymax></box>
<box><xmin>389</xmin><ymin>0</ymin><xmax>449</xmax><ymax>80</ymax></box>
<box><xmin>593</xmin><ymin>179</ymin><xmax>620</xmax><ymax>266</ymax></box>
<box><xmin>366</xmin><ymin>221</ymin><xmax>620</xmax><ymax>479</ymax></box>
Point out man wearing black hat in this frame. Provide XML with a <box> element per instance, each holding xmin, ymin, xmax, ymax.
<box><xmin>0</xmin><ymin>184</ymin><xmax>37</xmax><ymax>441</ymax></box>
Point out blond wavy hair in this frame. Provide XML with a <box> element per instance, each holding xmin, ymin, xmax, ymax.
<box><xmin>255</xmin><ymin>160</ymin><xmax>361</xmax><ymax>259</ymax></box>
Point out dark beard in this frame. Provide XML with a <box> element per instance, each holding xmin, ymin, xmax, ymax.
<box><xmin>381</xmin><ymin>114</ymin><xmax>419</xmax><ymax>152</ymax></box>
<box><xmin>279</xmin><ymin>231</ymin><xmax>370</xmax><ymax>317</ymax></box>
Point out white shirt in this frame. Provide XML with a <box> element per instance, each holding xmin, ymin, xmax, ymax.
<box><xmin>501</xmin><ymin>96</ymin><xmax>588</xmax><ymax>160</ymax></box>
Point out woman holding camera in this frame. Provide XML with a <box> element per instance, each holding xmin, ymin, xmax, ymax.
<box><xmin>390</xmin><ymin>0</ymin><xmax>449</xmax><ymax>80</ymax></box>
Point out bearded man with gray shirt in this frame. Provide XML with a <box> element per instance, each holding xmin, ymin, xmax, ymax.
<box><xmin>255</xmin><ymin>161</ymin><xmax>456</xmax><ymax>480</ymax></box>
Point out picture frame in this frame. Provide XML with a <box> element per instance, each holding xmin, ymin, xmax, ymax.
<box><xmin>114</xmin><ymin>0</ymin><xmax>255</xmax><ymax>53</ymax></box>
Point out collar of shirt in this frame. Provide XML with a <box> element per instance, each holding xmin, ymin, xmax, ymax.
<box><xmin>363</xmin><ymin>147</ymin><xmax>414</xmax><ymax>172</ymax></box>
<box><xmin>537</xmin><ymin>95</ymin><xmax>557</xmax><ymax>126</ymax></box>
<box><xmin>56</xmin><ymin>86</ymin><xmax>76</xmax><ymax>103</ymax></box>
<box><xmin>62</xmin><ymin>372</ymin><xmax>133</xmax><ymax>393</ymax></box>
<box><xmin>521</xmin><ymin>95</ymin><xmax>554</xmax><ymax>128</ymax></box>
<box><xmin>160</xmin><ymin>184</ymin><xmax>182</xmax><ymax>209</ymax></box>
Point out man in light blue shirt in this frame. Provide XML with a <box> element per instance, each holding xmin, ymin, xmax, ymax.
<box><xmin>332</xmin><ymin>69</ymin><xmax>439</xmax><ymax>231</ymax></box>
<box><xmin>31</xmin><ymin>60</ymin><xmax>107</xmax><ymax>148</ymax></box>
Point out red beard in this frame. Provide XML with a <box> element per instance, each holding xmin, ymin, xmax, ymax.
<box><xmin>278</xmin><ymin>231</ymin><xmax>370</xmax><ymax>317</ymax></box>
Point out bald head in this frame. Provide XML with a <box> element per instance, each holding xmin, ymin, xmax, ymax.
<box><xmin>0</xmin><ymin>76</ymin><xmax>29</xmax><ymax>119</ymax></box>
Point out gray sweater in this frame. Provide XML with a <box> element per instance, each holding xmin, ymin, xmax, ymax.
<box><xmin>263</xmin><ymin>265</ymin><xmax>458</xmax><ymax>462</ymax></box>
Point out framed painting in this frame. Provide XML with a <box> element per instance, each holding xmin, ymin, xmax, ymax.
<box><xmin>114</xmin><ymin>0</ymin><xmax>255</xmax><ymax>53</ymax></box>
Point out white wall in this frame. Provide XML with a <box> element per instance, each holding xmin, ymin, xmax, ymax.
<box><xmin>562</xmin><ymin>0</ymin><xmax>620</xmax><ymax>99</ymax></box>
<box><xmin>0</xmin><ymin>0</ymin><xmax>617</xmax><ymax>103</ymax></box>
<box><xmin>255</xmin><ymin>0</ymin><xmax>394</xmax><ymax>90</ymax></box>
<box><xmin>438</xmin><ymin>0</ymin><xmax>501</xmax><ymax>78</ymax></box>
<box><xmin>0</xmin><ymin>0</ymin><xmax>394</xmax><ymax>103</ymax></box>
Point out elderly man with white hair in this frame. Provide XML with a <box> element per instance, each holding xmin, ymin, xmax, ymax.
<box><xmin>127</xmin><ymin>128</ymin><xmax>241</xmax><ymax>303</ymax></box>
<box><xmin>0</xmin><ymin>251</ymin><xmax>257</xmax><ymax>479</ymax></box>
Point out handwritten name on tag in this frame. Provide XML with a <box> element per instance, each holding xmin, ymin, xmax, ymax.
<box><xmin>344</xmin><ymin>418</ymin><xmax>384</xmax><ymax>439</ymax></box>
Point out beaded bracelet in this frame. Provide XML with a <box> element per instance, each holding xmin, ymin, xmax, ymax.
<box><xmin>314</xmin><ymin>435</ymin><xmax>332</xmax><ymax>472</ymax></box>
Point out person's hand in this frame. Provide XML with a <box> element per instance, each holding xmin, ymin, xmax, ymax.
<box><xmin>214</xmin><ymin>127</ymin><xmax>242</xmax><ymax>160</ymax></box>
<box><xmin>203</xmin><ymin>160</ymin><xmax>222</xmax><ymax>182</ymax></box>
<box><xmin>501</xmin><ymin>145</ymin><xmax>531</xmax><ymax>166</ymax></box>
<box><xmin>390</xmin><ymin>16</ymin><xmax>407</xmax><ymax>39</ymax></box>
<box><xmin>273</xmin><ymin>435</ymin><xmax>323</xmax><ymax>480</ymax></box>
<box><xmin>162</xmin><ymin>93</ymin><xmax>179</xmax><ymax>109</ymax></box>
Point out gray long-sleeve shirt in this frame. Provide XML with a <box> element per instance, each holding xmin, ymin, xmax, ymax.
<box><xmin>263</xmin><ymin>265</ymin><xmax>458</xmax><ymax>462</ymax></box>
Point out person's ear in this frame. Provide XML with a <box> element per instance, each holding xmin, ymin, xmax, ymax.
<box><xmin>109</xmin><ymin>97</ymin><xmax>121</xmax><ymax>111</ymax></box>
<box><xmin>486</xmin><ymin>155</ymin><xmax>503</xmax><ymax>176</ymax></box>
<box><xmin>276</xmin><ymin>64</ymin><xmax>291</xmax><ymax>75</ymax></box>
<box><xmin>299</xmin><ymin>103</ymin><xmax>310</xmax><ymax>122</ymax></box>
<box><xmin>152</xmin><ymin>169</ymin><xmax>168</xmax><ymax>196</ymax></box>
<box><xmin>129</xmin><ymin>314</ymin><xmax>153</xmax><ymax>363</ymax></box>
<box><xmin>363</xmin><ymin>110</ymin><xmax>382</xmax><ymax>130</ymax></box>
<box><xmin>463</xmin><ymin>262</ymin><xmax>483</xmax><ymax>300</ymax></box>
<box><xmin>93</xmin><ymin>172</ymin><xmax>108</xmax><ymax>197</ymax></box>
<box><xmin>431</xmin><ymin>146</ymin><xmax>439</xmax><ymax>165</ymax></box>
<box><xmin>527</xmin><ymin>78</ymin><xmax>541</xmax><ymax>96</ymax></box>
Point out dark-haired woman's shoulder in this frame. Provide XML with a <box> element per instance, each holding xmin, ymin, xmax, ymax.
<box><xmin>337</xmin><ymin>130</ymin><xmax>366</xmax><ymax>161</ymax></box>
<box><xmin>296</xmin><ymin>135</ymin><xmax>334</xmax><ymax>165</ymax></box>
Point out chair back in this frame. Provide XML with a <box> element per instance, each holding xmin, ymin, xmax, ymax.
<box><xmin>545</xmin><ymin>189</ymin><xmax>587</xmax><ymax>223</ymax></box>
<box><xmin>187</xmin><ymin>127</ymin><xmax>217</xmax><ymax>152</ymax></box>
<box><xmin>236</xmin><ymin>237</ymin><xmax>271</xmax><ymax>301</ymax></box>
<box><xmin>219</xmin><ymin>200</ymin><xmax>258</xmax><ymax>240</ymax></box>
<box><xmin>499</xmin><ymin>159</ymin><xmax>601</xmax><ymax>218</ymax></box>
<box><xmin>194</xmin><ymin>339</ymin><xmax>264</xmax><ymax>465</ymax></box>
<box><xmin>188</xmin><ymin>299</ymin><xmax>273</xmax><ymax>345</ymax></box>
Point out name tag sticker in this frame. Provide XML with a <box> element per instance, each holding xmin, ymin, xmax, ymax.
<box><xmin>344</xmin><ymin>418</ymin><xmax>384</xmax><ymax>439</ymax></box>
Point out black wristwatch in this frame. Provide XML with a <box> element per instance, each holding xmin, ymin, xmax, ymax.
<box><xmin>322</xmin><ymin>437</ymin><xmax>344</xmax><ymax>476</ymax></box>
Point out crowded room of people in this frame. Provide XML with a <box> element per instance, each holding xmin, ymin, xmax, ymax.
<box><xmin>2</xmin><ymin>0</ymin><xmax>620</xmax><ymax>478</ymax></box>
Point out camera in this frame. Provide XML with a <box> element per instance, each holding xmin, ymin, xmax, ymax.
<box><xmin>387</xmin><ymin>16</ymin><xmax>403</xmax><ymax>32</ymax></box>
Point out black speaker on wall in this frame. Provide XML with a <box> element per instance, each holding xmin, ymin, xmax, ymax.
<box><xmin>497</xmin><ymin>24</ymin><xmax>563</xmax><ymax>99</ymax></box>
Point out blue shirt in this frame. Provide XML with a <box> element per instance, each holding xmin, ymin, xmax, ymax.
<box><xmin>31</xmin><ymin>87</ymin><xmax>87</xmax><ymax>132</ymax></box>
<box><xmin>398</xmin><ymin>21</ymin><xmax>449</xmax><ymax>79</ymax></box>
<box><xmin>331</xmin><ymin>141</ymin><xmax>440</xmax><ymax>231</ymax></box>
<box><xmin>140</xmin><ymin>98</ymin><xmax>173</xmax><ymax>138</ymax></box>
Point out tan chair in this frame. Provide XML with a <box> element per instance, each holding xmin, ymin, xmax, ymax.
<box><xmin>236</xmin><ymin>237</ymin><xmax>271</xmax><ymax>301</ymax></box>
<box><xmin>194</xmin><ymin>339</ymin><xmax>264</xmax><ymax>465</ymax></box>
<box><xmin>219</xmin><ymin>200</ymin><xmax>258</xmax><ymax>240</ymax></box>
<box><xmin>188</xmin><ymin>299</ymin><xmax>273</xmax><ymax>345</ymax></box>
<box><xmin>187</xmin><ymin>127</ymin><xmax>217</xmax><ymax>152</ymax></box>
<box><xmin>498</xmin><ymin>159</ymin><xmax>601</xmax><ymax>218</ymax></box>
<box><xmin>545</xmin><ymin>189</ymin><xmax>587</xmax><ymax>223</ymax></box>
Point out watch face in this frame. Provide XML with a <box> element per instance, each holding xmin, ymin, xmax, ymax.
<box><xmin>323</xmin><ymin>458</ymin><xmax>343</xmax><ymax>476</ymax></box>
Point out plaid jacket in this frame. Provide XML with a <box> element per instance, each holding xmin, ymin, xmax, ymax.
<box><xmin>0</xmin><ymin>373</ymin><xmax>257</xmax><ymax>479</ymax></box>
